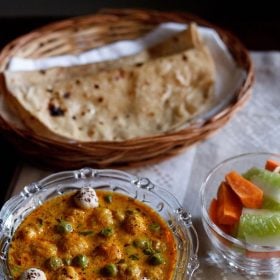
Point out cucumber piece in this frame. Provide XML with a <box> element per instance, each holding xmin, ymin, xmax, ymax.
<box><xmin>237</xmin><ymin>208</ymin><xmax>280</xmax><ymax>246</ymax></box>
<box><xmin>243</xmin><ymin>167</ymin><xmax>280</xmax><ymax>203</ymax></box>
<box><xmin>263</xmin><ymin>196</ymin><xmax>280</xmax><ymax>211</ymax></box>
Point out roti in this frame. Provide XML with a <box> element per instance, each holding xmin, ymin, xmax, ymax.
<box><xmin>4</xmin><ymin>25</ymin><xmax>197</xmax><ymax>88</ymax></box>
<box><xmin>4</xmin><ymin>24</ymin><xmax>215</xmax><ymax>142</ymax></box>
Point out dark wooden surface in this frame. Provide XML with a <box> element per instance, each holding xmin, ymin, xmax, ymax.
<box><xmin>0</xmin><ymin>9</ymin><xmax>279</xmax><ymax>206</ymax></box>
<box><xmin>1</xmin><ymin>15</ymin><xmax>280</xmax><ymax>51</ymax></box>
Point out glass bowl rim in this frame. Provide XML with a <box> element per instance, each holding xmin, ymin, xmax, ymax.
<box><xmin>200</xmin><ymin>151</ymin><xmax>280</xmax><ymax>251</ymax></box>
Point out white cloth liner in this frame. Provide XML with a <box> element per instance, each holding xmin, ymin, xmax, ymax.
<box><xmin>8</xmin><ymin>22</ymin><xmax>232</xmax><ymax>71</ymax></box>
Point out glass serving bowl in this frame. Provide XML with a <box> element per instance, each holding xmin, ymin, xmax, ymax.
<box><xmin>0</xmin><ymin>168</ymin><xmax>199</xmax><ymax>279</ymax></box>
<box><xmin>200</xmin><ymin>152</ymin><xmax>280</xmax><ymax>275</ymax></box>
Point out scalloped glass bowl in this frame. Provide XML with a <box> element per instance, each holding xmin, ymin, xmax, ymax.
<box><xmin>200</xmin><ymin>152</ymin><xmax>280</xmax><ymax>275</ymax></box>
<box><xmin>0</xmin><ymin>168</ymin><xmax>199</xmax><ymax>279</ymax></box>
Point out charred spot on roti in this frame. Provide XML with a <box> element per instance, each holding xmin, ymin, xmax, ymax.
<box><xmin>119</xmin><ymin>69</ymin><xmax>125</xmax><ymax>78</ymax></box>
<box><xmin>97</xmin><ymin>97</ymin><xmax>103</xmax><ymax>103</ymax></box>
<box><xmin>39</xmin><ymin>70</ymin><xmax>46</xmax><ymax>75</ymax></box>
<box><xmin>114</xmin><ymin>69</ymin><xmax>126</xmax><ymax>80</ymax></box>
<box><xmin>63</xmin><ymin>92</ymin><xmax>71</xmax><ymax>99</ymax></box>
<box><xmin>185</xmin><ymin>103</ymin><xmax>196</xmax><ymax>114</ymax></box>
<box><xmin>48</xmin><ymin>103</ymin><xmax>65</xmax><ymax>117</ymax></box>
<box><xmin>94</xmin><ymin>84</ymin><xmax>100</xmax><ymax>89</ymax></box>
<box><xmin>203</xmin><ymin>91</ymin><xmax>209</xmax><ymax>99</ymax></box>
<box><xmin>87</xmin><ymin>129</ymin><xmax>95</xmax><ymax>137</ymax></box>
<box><xmin>75</xmin><ymin>79</ymin><xmax>81</xmax><ymax>85</ymax></box>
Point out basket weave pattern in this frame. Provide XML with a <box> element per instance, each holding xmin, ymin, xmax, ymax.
<box><xmin>0</xmin><ymin>9</ymin><xmax>254</xmax><ymax>169</ymax></box>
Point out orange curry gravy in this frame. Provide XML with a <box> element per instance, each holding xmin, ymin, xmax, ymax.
<box><xmin>8</xmin><ymin>190</ymin><xmax>177</xmax><ymax>279</ymax></box>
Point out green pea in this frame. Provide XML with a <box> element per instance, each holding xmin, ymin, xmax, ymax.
<box><xmin>149</xmin><ymin>223</ymin><xmax>160</xmax><ymax>232</ymax></box>
<box><xmin>101</xmin><ymin>263</ymin><xmax>118</xmax><ymax>277</ymax></box>
<box><xmin>148</xmin><ymin>253</ymin><xmax>164</xmax><ymax>265</ymax></box>
<box><xmin>56</xmin><ymin>220</ymin><xmax>73</xmax><ymax>234</ymax></box>
<box><xmin>129</xmin><ymin>254</ymin><xmax>139</xmax><ymax>260</ymax></box>
<box><xmin>133</xmin><ymin>238</ymin><xmax>149</xmax><ymax>249</ymax></box>
<box><xmin>143</xmin><ymin>247</ymin><xmax>154</xmax><ymax>255</ymax></box>
<box><xmin>104</xmin><ymin>194</ymin><xmax>113</xmax><ymax>203</ymax></box>
<box><xmin>100</xmin><ymin>227</ymin><xmax>113</xmax><ymax>237</ymax></box>
<box><xmin>73</xmin><ymin>254</ymin><xmax>89</xmax><ymax>268</ymax></box>
<box><xmin>47</xmin><ymin>256</ymin><xmax>63</xmax><ymax>270</ymax></box>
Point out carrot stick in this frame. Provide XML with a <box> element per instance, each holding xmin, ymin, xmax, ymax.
<box><xmin>265</xmin><ymin>159</ymin><xmax>280</xmax><ymax>172</ymax></box>
<box><xmin>225</xmin><ymin>171</ymin><xmax>263</xmax><ymax>208</ymax></box>
<box><xmin>216</xmin><ymin>182</ymin><xmax>242</xmax><ymax>225</ymax></box>
<box><xmin>209</xmin><ymin>197</ymin><xmax>235</xmax><ymax>234</ymax></box>
<box><xmin>209</xmin><ymin>198</ymin><xmax>218</xmax><ymax>225</ymax></box>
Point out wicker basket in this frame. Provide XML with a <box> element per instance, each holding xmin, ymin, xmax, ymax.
<box><xmin>0</xmin><ymin>9</ymin><xmax>253</xmax><ymax>169</ymax></box>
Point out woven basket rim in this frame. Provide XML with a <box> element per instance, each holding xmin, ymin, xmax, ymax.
<box><xmin>0</xmin><ymin>9</ymin><xmax>254</xmax><ymax>168</ymax></box>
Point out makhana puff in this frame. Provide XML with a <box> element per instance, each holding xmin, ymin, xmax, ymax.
<box><xmin>4</xmin><ymin>24</ymin><xmax>215</xmax><ymax>142</ymax></box>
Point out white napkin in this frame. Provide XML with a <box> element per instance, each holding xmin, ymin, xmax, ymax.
<box><xmin>8</xmin><ymin>23</ymin><xmax>187</xmax><ymax>70</ymax></box>
<box><xmin>8</xmin><ymin>23</ymin><xmax>227</xmax><ymax>71</ymax></box>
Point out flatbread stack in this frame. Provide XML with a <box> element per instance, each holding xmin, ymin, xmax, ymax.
<box><xmin>3</xmin><ymin>23</ymin><xmax>215</xmax><ymax>142</ymax></box>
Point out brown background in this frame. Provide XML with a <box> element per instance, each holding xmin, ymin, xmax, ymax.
<box><xmin>0</xmin><ymin>0</ymin><xmax>279</xmax><ymax>205</ymax></box>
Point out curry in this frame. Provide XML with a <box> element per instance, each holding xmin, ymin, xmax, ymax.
<box><xmin>8</xmin><ymin>188</ymin><xmax>177</xmax><ymax>280</ymax></box>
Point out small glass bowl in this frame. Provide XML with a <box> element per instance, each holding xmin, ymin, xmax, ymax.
<box><xmin>200</xmin><ymin>152</ymin><xmax>280</xmax><ymax>275</ymax></box>
<box><xmin>0</xmin><ymin>168</ymin><xmax>199</xmax><ymax>279</ymax></box>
